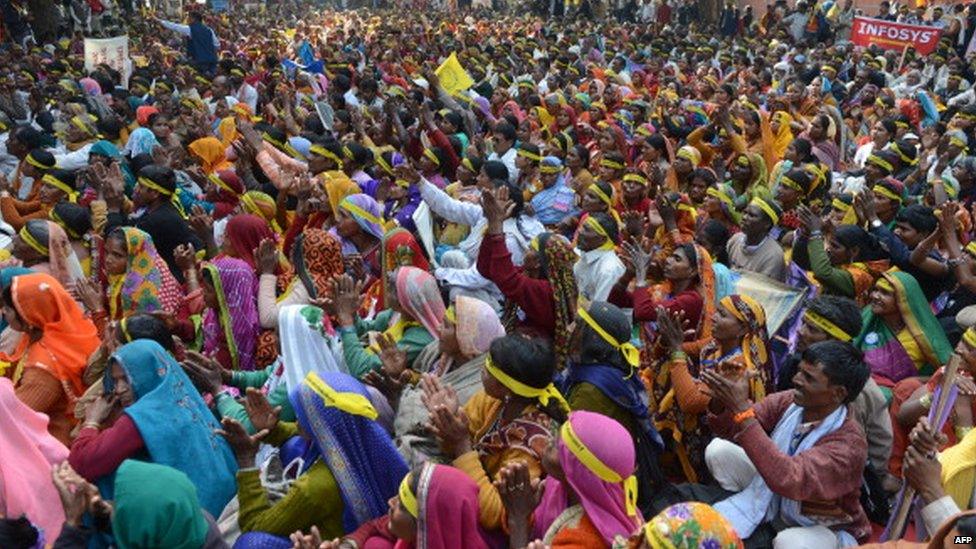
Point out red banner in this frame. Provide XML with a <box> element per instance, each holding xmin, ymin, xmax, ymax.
<box><xmin>850</xmin><ymin>16</ymin><xmax>943</xmax><ymax>55</ymax></box>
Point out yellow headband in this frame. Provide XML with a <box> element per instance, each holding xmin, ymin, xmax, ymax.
<box><xmin>49</xmin><ymin>209</ymin><xmax>80</xmax><ymax>239</ymax></box>
<box><xmin>303</xmin><ymin>372</ymin><xmax>378</xmax><ymax>419</ymax></box>
<box><xmin>517</xmin><ymin>149</ymin><xmax>542</xmax><ymax>162</ymax></box>
<box><xmin>964</xmin><ymin>327</ymin><xmax>976</xmax><ymax>349</ymax></box>
<box><xmin>540</xmin><ymin>164</ymin><xmax>562</xmax><ymax>174</ymax></box>
<box><xmin>342</xmin><ymin>145</ymin><xmax>355</xmax><ymax>160</ymax></box>
<box><xmin>622</xmin><ymin>173</ymin><xmax>648</xmax><ymax>185</ymax></box>
<box><xmin>340</xmin><ymin>199</ymin><xmax>383</xmax><ymax>226</ymax></box>
<box><xmin>600</xmin><ymin>158</ymin><xmax>625</xmax><ymax>170</ymax></box>
<box><xmin>876</xmin><ymin>276</ymin><xmax>894</xmax><ymax>293</ymax></box>
<box><xmin>423</xmin><ymin>148</ymin><xmax>441</xmax><ymax>166</ymax></box>
<box><xmin>25</xmin><ymin>153</ymin><xmax>53</xmax><ymax>170</ymax></box>
<box><xmin>309</xmin><ymin>145</ymin><xmax>344</xmax><ymax>168</ymax></box>
<box><xmin>832</xmin><ymin>197</ymin><xmax>852</xmax><ymax>212</ymax></box>
<box><xmin>560</xmin><ymin>420</ymin><xmax>638</xmax><ymax>516</ymax></box>
<box><xmin>706</xmin><ymin>186</ymin><xmax>734</xmax><ymax>208</ymax></box>
<box><xmin>584</xmin><ymin>216</ymin><xmax>615</xmax><ymax>251</ymax></box>
<box><xmin>803</xmin><ymin>310</ymin><xmax>852</xmax><ymax>342</ymax></box>
<box><xmin>750</xmin><ymin>197</ymin><xmax>779</xmax><ymax>225</ymax></box>
<box><xmin>891</xmin><ymin>144</ymin><xmax>917</xmax><ymax>166</ymax></box>
<box><xmin>42</xmin><ymin>174</ymin><xmax>78</xmax><ymax>202</ymax></box>
<box><xmin>70</xmin><ymin>116</ymin><xmax>96</xmax><ymax>136</ymax></box>
<box><xmin>138</xmin><ymin>176</ymin><xmax>173</xmax><ymax>196</ymax></box>
<box><xmin>779</xmin><ymin>175</ymin><xmax>803</xmax><ymax>193</ymax></box>
<box><xmin>866</xmin><ymin>154</ymin><xmax>893</xmax><ymax>172</ymax></box>
<box><xmin>119</xmin><ymin>316</ymin><xmax>132</xmax><ymax>342</ymax></box>
<box><xmin>18</xmin><ymin>225</ymin><xmax>48</xmax><ymax>256</ymax></box>
<box><xmin>872</xmin><ymin>184</ymin><xmax>903</xmax><ymax>203</ymax></box>
<box><xmin>208</xmin><ymin>173</ymin><xmax>239</xmax><ymax>196</ymax></box>
<box><xmin>588</xmin><ymin>184</ymin><xmax>614</xmax><ymax>210</ymax></box>
<box><xmin>577</xmin><ymin>306</ymin><xmax>638</xmax><ymax>367</ymax></box>
<box><xmin>951</xmin><ymin>136</ymin><xmax>969</xmax><ymax>150</ymax></box>
<box><xmin>398</xmin><ymin>474</ymin><xmax>418</xmax><ymax>517</ymax></box>
<box><xmin>375</xmin><ymin>155</ymin><xmax>394</xmax><ymax>175</ymax></box>
<box><xmin>444</xmin><ymin>306</ymin><xmax>456</xmax><ymax>324</ymax></box>
<box><xmin>485</xmin><ymin>354</ymin><xmax>569</xmax><ymax>413</ymax></box>
<box><xmin>965</xmin><ymin>241</ymin><xmax>976</xmax><ymax>258</ymax></box>
<box><xmin>461</xmin><ymin>157</ymin><xmax>476</xmax><ymax>173</ymax></box>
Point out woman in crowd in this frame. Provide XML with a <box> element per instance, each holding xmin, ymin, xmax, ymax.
<box><xmin>97</xmin><ymin>226</ymin><xmax>184</xmax><ymax>322</ymax></box>
<box><xmin>198</xmin><ymin>256</ymin><xmax>261</xmax><ymax>371</ymax></box>
<box><xmin>11</xmin><ymin>219</ymin><xmax>84</xmax><ymax>289</ymax></box>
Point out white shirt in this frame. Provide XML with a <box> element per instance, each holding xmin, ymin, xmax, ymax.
<box><xmin>54</xmin><ymin>142</ymin><xmax>94</xmax><ymax>172</ymax></box>
<box><xmin>573</xmin><ymin>248</ymin><xmax>625</xmax><ymax>305</ymax></box>
<box><xmin>488</xmin><ymin>146</ymin><xmax>519</xmax><ymax>185</ymax></box>
<box><xmin>158</xmin><ymin>19</ymin><xmax>220</xmax><ymax>48</ymax></box>
<box><xmin>236</xmin><ymin>83</ymin><xmax>258</xmax><ymax>113</ymax></box>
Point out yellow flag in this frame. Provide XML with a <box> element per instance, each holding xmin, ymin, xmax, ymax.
<box><xmin>435</xmin><ymin>52</ymin><xmax>474</xmax><ymax>97</ymax></box>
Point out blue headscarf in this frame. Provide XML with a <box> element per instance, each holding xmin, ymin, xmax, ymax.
<box><xmin>123</xmin><ymin>127</ymin><xmax>160</xmax><ymax>158</ymax></box>
<box><xmin>105</xmin><ymin>340</ymin><xmax>238</xmax><ymax>517</ymax></box>
<box><xmin>290</xmin><ymin>371</ymin><xmax>407</xmax><ymax>532</ymax></box>
<box><xmin>0</xmin><ymin>267</ymin><xmax>32</xmax><ymax>332</ymax></box>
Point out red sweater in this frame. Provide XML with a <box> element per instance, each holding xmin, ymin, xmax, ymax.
<box><xmin>69</xmin><ymin>415</ymin><xmax>145</xmax><ymax>481</ymax></box>
<box><xmin>477</xmin><ymin>233</ymin><xmax>555</xmax><ymax>339</ymax></box>
<box><xmin>708</xmin><ymin>391</ymin><xmax>871</xmax><ymax>543</ymax></box>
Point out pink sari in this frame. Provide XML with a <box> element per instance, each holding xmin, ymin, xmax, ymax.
<box><xmin>395</xmin><ymin>464</ymin><xmax>491</xmax><ymax>549</ymax></box>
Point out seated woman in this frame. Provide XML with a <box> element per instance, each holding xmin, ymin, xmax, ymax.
<box><xmin>220</xmin><ymin>213</ymin><xmax>280</xmax><ymax>275</ymax></box>
<box><xmin>257</xmin><ymin>228</ymin><xmax>344</xmax><ymax>330</ymax></box>
<box><xmin>330</xmin><ymin>268</ymin><xmax>444</xmax><ymax>379</ymax></box>
<box><xmin>792</xmin><ymin>216</ymin><xmax>890</xmax><ymax>306</ymax></box>
<box><xmin>333</xmin><ymin>193</ymin><xmax>384</xmax><ymax>277</ymax></box>
<box><xmin>220</xmin><ymin>371</ymin><xmax>407</xmax><ymax>543</ymax></box>
<box><xmin>500</xmin><ymin>410</ymin><xmax>644</xmax><ymax>548</ymax></box>
<box><xmin>204</xmin><ymin>169</ymin><xmax>243</xmax><ymax>222</ymax></box>
<box><xmin>422</xmin><ymin>334</ymin><xmax>566</xmax><ymax>530</ymax></box>
<box><xmin>49</xmin><ymin>201</ymin><xmax>95</xmax><ymax>277</ymax></box>
<box><xmin>12</xmin><ymin>219</ymin><xmax>84</xmax><ymax>289</ymax></box>
<box><xmin>1</xmin><ymin>168</ymin><xmax>77</xmax><ymax>231</ymax></box>
<box><xmin>67</xmin><ymin>339</ymin><xmax>237</xmax><ymax>517</ymax></box>
<box><xmin>338</xmin><ymin>463</ymin><xmax>490</xmax><ymax>549</ymax></box>
<box><xmin>0</xmin><ymin>376</ymin><xmax>70</xmax><ymax>544</ymax></box>
<box><xmin>384</xmin><ymin>295</ymin><xmax>506</xmax><ymax>464</ymax></box>
<box><xmin>53</xmin><ymin>460</ymin><xmax>229</xmax><ymax>548</ymax></box>
<box><xmin>362</xmin><ymin>227</ymin><xmax>432</xmax><ymax>319</ymax></box>
<box><xmin>562</xmin><ymin>302</ymin><xmax>665</xmax><ymax>509</ymax></box>
<box><xmin>0</xmin><ymin>266</ymin><xmax>32</xmax><ymax>356</ymax></box>
<box><xmin>651</xmin><ymin>294</ymin><xmax>772</xmax><ymax>483</ymax></box>
<box><xmin>0</xmin><ymin>272</ymin><xmax>99</xmax><ymax>445</ymax></box>
<box><xmin>855</xmin><ymin>271</ymin><xmax>952</xmax><ymax>393</ymax></box>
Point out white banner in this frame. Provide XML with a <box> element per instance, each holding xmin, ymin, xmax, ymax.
<box><xmin>84</xmin><ymin>35</ymin><xmax>129</xmax><ymax>81</ymax></box>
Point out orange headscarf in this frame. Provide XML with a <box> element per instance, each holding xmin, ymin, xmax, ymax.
<box><xmin>188</xmin><ymin>137</ymin><xmax>233</xmax><ymax>174</ymax></box>
<box><xmin>1</xmin><ymin>273</ymin><xmax>99</xmax><ymax>398</ymax></box>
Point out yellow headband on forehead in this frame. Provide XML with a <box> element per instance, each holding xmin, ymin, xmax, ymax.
<box><xmin>872</xmin><ymin>184</ymin><xmax>903</xmax><ymax>203</ymax></box>
<box><xmin>42</xmin><ymin>174</ymin><xmax>78</xmax><ymax>202</ymax></box>
<box><xmin>588</xmin><ymin>184</ymin><xmax>614</xmax><ymax>209</ymax></box>
<box><xmin>309</xmin><ymin>145</ymin><xmax>344</xmax><ymax>168</ymax></box>
<box><xmin>965</xmin><ymin>241</ymin><xmax>976</xmax><ymax>258</ymax></box>
<box><xmin>485</xmin><ymin>354</ymin><xmax>569</xmax><ymax>413</ymax></box>
<box><xmin>303</xmin><ymin>372</ymin><xmax>378</xmax><ymax>419</ymax></box>
<box><xmin>398</xmin><ymin>474</ymin><xmax>418</xmax><ymax>517</ymax></box>
<box><xmin>750</xmin><ymin>197</ymin><xmax>779</xmax><ymax>225</ymax></box>
<box><xmin>891</xmin><ymin>144</ymin><xmax>917</xmax><ymax>166</ymax></box>
<box><xmin>876</xmin><ymin>276</ymin><xmax>894</xmax><ymax>292</ymax></box>
<box><xmin>951</xmin><ymin>136</ymin><xmax>969</xmax><ymax>151</ymax></box>
<box><xmin>804</xmin><ymin>310</ymin><xmax>852</xmax><ymax>342</ymax></box>
<box><xmin>584</xmin><ymin>216</ymin><xmax>615</xmax><ymax>251</ymax></box>
<box><xmin>375</xmin><ymin>154</ymin><xmax>394</xmax><ymax>175</ymax></box>
<box><xmin>50</xmin><ymin>209</ymin><xmax>80</xmax><ymax>239</ymax></box>
<box><xmin>622</xmin><ymin>173</ymin><xmax>648</xmax><ymax>185</ymax></box>
<box><xmin>866</xmin><ymin>154</ymin><xmax>894</xmax><ymax>172</ymax></box>
<box><xmin>721</xmin><ymin>294</ymin><xmax>764</xmax><ymax>325</ymax></box>
<box><xmin>517</xmin><ymin>148</ymin><xmax>542</xmax><ymax>162</ymax></box>
<box><xmin>600</xmin><ymin>158</ymin><xmax>624</xmax><ymax>170</ymax></box>
<box><xmin>25</xmin><ymin>153</ymin><xmax>53</xmax><ymax>170</ymax></box>
<box><xmin>560</xmin><ymin>421</ymin><xmax>638</xmax><ymax>516</ymax></box>
<box><xmin>340</xmin><ymin>199</ymin><xmax>382</xmax><ymax>226</ymax></box>
<box><xmin>577</xmin><ymin>307</ymin><xmax>638</xmax><ymax>367</ymax></box>
<box><xmin>138</xmin><ymin>176</ymin><xmax>173</xmax><ymax>196</ymax></box>
<box><xmin>832</xmin><ymin>197</ymin><xmax>852</xmax><ymax>212</ymax></box>
<box><xmin>423</xmin><ymin>148</ymin><xmax>441</xmax><ymax>166</ymax></box>
<box><xmin>71</xmin><ymin>116</ymin><xmax>96</xmax><ymax>136</ymax></box>
<box><xmin>540</xmin><ymin>164</ymin><xmax>562</xmax><ymax>174</ymax></box>
<box><xmin>18</xmin><ymin>225</ymin><xmax>48</xmax><ymax>256</ymax></box>
<box><xmin>461</xmin><ymin>157</ymin><xmax>476</xmax><ymax>173</ymax></box>
<box><xmin>207</xmin><ymin>173</ymin><xmax>238</xmax><ymax>196</ymax></box>
<box><xmin>779</xmin><ymin>175</ymin><xmax>803</xmax><ymax>193</ymax></box>
<box><xmin>964</xmin><ymin>327</ymin><xmax>976</xmax><ymax>349</ymax></box>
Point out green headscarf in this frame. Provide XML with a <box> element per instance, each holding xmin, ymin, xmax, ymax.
<box><xmin>111</xmin><ymin>460</ymin><xmax>209</xmax><ymax>549</ymax></box>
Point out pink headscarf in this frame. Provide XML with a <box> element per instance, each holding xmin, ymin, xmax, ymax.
<box><xmin>396</xmin><ymin>463</ymin><xmax>490</xmax><ymax>549</ymax></box>
<box><xmin>500</xmin><ymin>100</ymin><xmax>526</xmax><ymax>123</ymax></box>
<box><xmin>394</xmin><ymin>266</ymin><xmax>445</xmax><ymax>337</ymax></box>
<box><xmin>79</xmin><ymin>77</ymin><xmax>102</xmax><ymax>96</ymax></box>
<box><xmin>0</xmin><ymin>377</ymin><xmax>69</xmax><ymax>542</ymax></box>
<box><xmin>532</xmin><ymin>411</ymin><xmax>642</xmax><ymax>544</ymax></box>
<box><xmin>454</xmin><ymin>295</ymin><xmax>504</xmax><ymax>357</ymax></box>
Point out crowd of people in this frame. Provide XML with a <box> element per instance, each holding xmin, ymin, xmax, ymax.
<box><xmin>4</xmin><ymin>1</ymin><xmax>976</xmax><ymax>548</ymax></box>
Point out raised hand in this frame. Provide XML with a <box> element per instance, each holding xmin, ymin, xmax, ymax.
<box><xmin>244</xmin><ymin>387</ymin><xmax>281</xmax><ymax>433</ymax></box>
<box><xmin>427</xmin><ymin>404</ymin><xmax>471</xmax><ymax>458</ymax></box>
<box><xmin>255</xmin><ymin>238</ymin><xmax>279</xmax><ymax>275</ymax></box>
<box><xmin>419</xmin><ymin>373</ymin><xmax>459</xmax><ymax>415</ymax></box>
<box><xmin>655</xmin><ymin>307</ymin><xmax>686</xmax><ymax>352</ymax></box>
<box><xmin>376</xmin><ymin>333</ymin><xmax>408</xmax><ymax>379</ymax></box>
<box><xmin>215</xmin><ymin>417</ymin><xmax>268</xmax><ymax>468</ymax></box>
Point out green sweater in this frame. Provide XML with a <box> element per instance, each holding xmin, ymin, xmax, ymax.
<box><xmin>807</xmin><ymin>236</ymin><xmax>855</xmax><ymax>297</ymax></box>
<box><xmin>340</xmin><ymin>309</ymin><xmax>435</xmax><ymax>379</ymax></box>
<box><xmin>237</xmin><ymin>422</ymin><xmax>344</xmax><ymax>539</ymax></box>
<box><xmin>214</xmin><ymin>366</ymin><xmax>295</xmax><ymax>435</ymax></box>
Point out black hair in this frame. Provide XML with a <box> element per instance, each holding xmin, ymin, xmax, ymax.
<box><xmin>343</xmin><ymin>142</ymin><xmax>373</xmax><ymax>167</ymax></box>
<box><xmin>572</xmin><ymin>144</ymin><xmax>591</xmax><ymax>166</ymax></box>
<box><xmin>896</xmin><ymin>204</ymin><xmax>938</xmax><ymax>234</ymax></box>
<box><xmin>831</xmin><ymin>225</ymin><xmax>888</xmax><ymax>262</ymax></box>
<box><xmin>26</xmin><ymin>148</ymin><xmax>55</xmax><ymax>169</ymax></box>
<box><xmin>692</xmin><ymin>168</ymin><xmax>718</xmax><ymax>186</ymax></box>
<box><xmin>698</xmin><ymin>219</ymin><xmax>730</xmax><ymax>265</ymax></box>
<box><xmin>461</xmin><ymin>156</ymin><xmax>484</xmax><ymax>175</ymax></box>
<box><xmin>482</xmin><ymin>160</ymin><xmax>509</xmax><ymax>182</ymax></box>
<box><xmin>0</xmin><ymin>517</ymin><xmax>39</xmax><ymax>549</ymax></box>
<box><xmin>801</xmin><ymin>341</ymin><xmax>869</xmax><ymax>404</ymax></box>
<box><xmin>488</xmin><ymin>335</ymin><xmax>565</xmax><ymax>421</ymax></box>
<box><xmin>45</xmin><ymin>168</ymin><xmax>78</xmax><ymax>190</ymax></box>
<box><xmin>52</xmin><ymin>201</ymin><xmax>92</xmax><ymax>237</ymax></box>
<box><xmin>137</xmin><ymin>164</ymin><xmax>176</xmax><ymax>194</ymax></box>
<box><xmin>805</xmin><ymin>296</ymin><xmax>862</xmax><ymax>340</ymax></box>
<box><xmin>129</xmin><ymin>153</ymin><xmax>155</xmax><ymax>174</ymax></box>
<box><xmin>120</xmin><ymin>314</ymin><xmax>174</xmax><ymax>351</ymax></box>
<box><xmin>12</xmin><ymin>126</ymin><xmax>45</xmax><ymax>150</ymax></box>
<box><xmin>96</xmin><ymin>117</ymin><xmax>123</xmax><ymax>141</ymax></box>
<box><xmin>493</xmin><ymin>120</ymin><xmax>517</xmax><ymax>143</ymax></box>
<box><xmin>675</xmin><ymin>242</ymin><xmax>700</xmax><ymax>274</ymax></box>
<box><xmin>577</xmin><ymin>301</ymin><xmax>631</xmax><ymax>371</ymax></box>
<box><xmin>790</xmin><ymin>138</ymin><xmax>814</xmax><ymax>162</ymax></box>
<box><xmin>587</xmin><ymin>211</ymin><xmax>619</xmax><ymax>243</ymax></box>
<box><xmin>878</xmin><ymin>117</ymin><xmax>898</xmax><ymax>137</ymax></box>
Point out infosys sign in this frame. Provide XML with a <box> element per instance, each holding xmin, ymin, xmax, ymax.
<box><xmin>851</xmin><ymin>16</ymin><xmax>942</xmax><ymax>55</ymax></box>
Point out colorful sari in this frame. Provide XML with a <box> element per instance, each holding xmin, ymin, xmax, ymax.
<box><xmin>855</xmin><ymin>272</ymin><xmax>952</xmax><ymax>389</ymax></box>
<box><xmin>202</xmin><ymin>257</ymin><xmax>260</xmax><ymax>371</ymax></box>
<box><xmin>284</xmin><ymin>228</ymin><xmax>345</xmax><ymax>300</ymax></box>
<box><xmin>222</xmin><ymin>213</ymin><xmax>278</xmax><ymax>271</ymax></box>
<box><xmin>290</xmin><ymin>371</ymin><xmax>407</xmax><ymax>532</ymax></box>
<box><xmin>107</xmin><ymin>227</ymin><xmax>184</xmax><ymax>319</ymax></box>
<box><xmin>105</xmin><ymin>340</ymin><xmax>237</xmax><ymax>517</ymax></box>
<box><xmin>241</xmin><ymin>191</ymin><xmax>283</xmax><ymax>234</ymax></box>
<box><xmin>374</xmin><ymin>228</ymin><xmax>431</xmax><ymax>309</ymax></box>
<box><xmin>188</xmin><ymin>136</ymin><xmax>233</xmax><ymax>174</ymax></box>
<box><xmin>0</xmin><ymin>377</ymin><xmax>69</xmax><ymax>543</ymax></box>
<box><xmin>642</xmin><ymin>502</ymin><xmax>742</xmax><ymax>549</ymax></box>
<box><xmin>403</xmin><ymin>463</ymin><xmax>492</xmax><ymax>549</ymax></box>
<box><xmin>209</xmin><ymin>170</ymin><xmax>243</xmax><ymax>220</ymax></box>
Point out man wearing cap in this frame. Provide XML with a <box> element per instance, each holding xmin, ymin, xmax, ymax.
<box><xmin>726</xmin><ymin>197</ymin><xmax>788</xmax><ymax>282</ymax></box>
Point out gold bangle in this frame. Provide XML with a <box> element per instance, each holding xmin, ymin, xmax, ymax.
<box><xmin>919</xmin><ymin>392</ymin><xmax>932</xmax><ymax>410</ymax></box>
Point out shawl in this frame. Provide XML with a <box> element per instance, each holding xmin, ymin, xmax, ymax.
<box><xmin>188</xmin><ymin>136</ymin><xmax>233</xmax><ymax>174</ymax></box>
<box><xmin>123</xmin><ymin>127</ymin><xmax>160</xmax><ymax>157</ymax></box>
<box><xmin>286</xmin><ymin>228</ymin><xmax>344</xmax><ymax>300</ymax></box>
<box><xmin>644</xmin><ymin>502</ymin><xmax>742</xmax><ymax>549</ymax></box>
<box><xmin>2</xmin><ymin>272</ymin><xmax>99</xmax><ymax>398</ymax></box>
<box><xmin>408</xmin><ymin>463</ymin><xmax>491</xmax><ymax>549</ymax></box>
<box><xmin>277</xmin><ymin>305</ymin><xmax>346</xmax><ymax>395</ymax></box>
<box><xmin>202</xmin><ymin>257</ymin><xmax>260</xmax><ymax>371</ymax></box>
<box><xmin>240</xmin><ymin>191</ymin><xmax>282</xmax><ymax>234</ymax></box>
<box><xmin>339</xmin><ymin>193</ymin><xmax>385</xmax><ymax>240</ymax></box>
<box><xmin>394</xmin><ymin>266</ymin><xmax>445</xmax><ymax>337</ymax></box>
<box><xmin>454</xmin><ymin>295</ymin><xmax>505</xmax><ymax>358</ymax></box>
<box><xmin>769</xmin><ymin>111</ymin><xmax>794</xmax><ymax>165</ymax></box>
<box><xmin>0</xmin><ymin>377</ymin><xmax>68</xmax><ymax>543</ymax></box>
<box><xmin>940</xmin><ymin>427</ymin><xmax>976</xmax><ymax>510</ymax></box>
<box><xmin>378</xmin><ymin>228</ymin><xmax>431</xmax><ymax>308</ymax></box>
<box><xmin>321</xmin><ymin>171</ymin><xmax>361</xmax><ymax>218</ymax></box>
<box><xmin>105</xmin><ymin>340</ymin><xmax>237</xmax><ymax>517</ymax></box>
<box><xmin>108</xmin><ymin>227</ymin><xmax>184</xmax><ymax>319</ymax></box>
<box><xmin>290</xmin><ymin>371</ymin><xmax>407</xmax><ymax>532</ymax></box>
<box><xmin>111</xmin><ymin>460</ymin><xmax>209</xmax><ymax>549</ymax></box>
<box><xmin>223</xmin><ymin>213</ymin><xmax>276</xmax><ymax>270</ymax></box>
<box><xmin>533</xmin><ymin>411</ymin><xmax>642</xmax><ymax>544</ymax></box>
<box><xmin>854</xmin><ymin>272</ymin><xmax>952</xmax><ymax>387</ymax></box>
